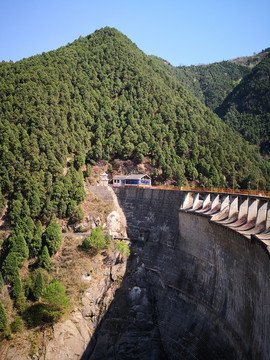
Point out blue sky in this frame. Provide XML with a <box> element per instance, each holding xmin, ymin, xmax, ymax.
<box><xmin>0</xmin><ymin>0</ymin><xmax>269</xmax><ymax>66</ymax></box>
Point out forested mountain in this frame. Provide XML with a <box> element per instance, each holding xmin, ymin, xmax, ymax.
<box><xmin>216</xmin><ymin>52</ymin><xmax>270</xmax><ymax>157</ymax></box>
<box><xmin>0</xmin><ymin>26</ymin><xmax>269</xmax><ymax>226</ymax></box>
<box><xmin>151</xmin><ymin>49</ymin><xmax>270</xmax><ymax>112</ymax></box>
<box><xmin>151</xmin><ymin>56</ymin><xmax>251</xmax><ymax>110</ymax></box>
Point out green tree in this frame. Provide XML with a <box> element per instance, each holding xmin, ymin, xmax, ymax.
<box><xmin>2</xmin><ymin>252</ymin><xmax>19</xmax><ymax>282</ymax></box>
<box><xmin>13</xmin><ymin>274</ymin><xmax>22</xmax><ymax>299</ymax></box>
<box><xmin>9</xmin><ymin>199</ymin><xmax>22</xmax><ymax>225</ymax></box>
<box><xmin>10</xmin><ymin>233</ymin><xmax>29</xmax><ymax>266</ymax></box>
<box><xmin>39</xmin><ymin>246</ymin><xmax>51</xmax><ymax>270</ymax></box>
<box><xmin>74</xmin><ymin>153</ymin><xmax>85</xmax><ymax>170</ymax></box>
<box><xmin>72</xmin><ymin>206</ymin><xmax>84</xmax><ymax>223</ymax></box>
<box><xmin>85</xmin><ymin>164</ymin><xmax>92</xmax><ymax>177</ymax></box>
<box><xmin>82</xmin><ymin>226</ymin><xmax>105</xmax><ymax>252</ymax></box>
<box><xmin>0</xmin><ymin>301</ymin><xmax>8</xmax><ymax>331</ymax></box>
<box><xmin>116</xmin><ymin>241</ymin><xmax>130</xmax><ymax>260</ymax></box>
<box><xmin>43</xmin><ymin>221</ymin><xmax>62</xmax><ymax>255</ymax></box>
<box><xmin>31</xmin><ymin>220</ymin><xmax>43</xmax><ymax>256</ymax></box>
<box><xmin>41</xmin><ymin>280</ymin><xmax>69</xmax><ymax>321</ymax></box>
<box><xmin>33</xmin><ymin>271</ymin><xmax>45</xmax><ymax>300</ymax></box>
<box><xmin>11</xmin><ymin>316</ymin><xmax>23</xmax><ymax>333</ymax></box>
<box><xmin>14</xmin><ymin>291</ymin><xmax>28</xmax><ymax>314</ymax></box>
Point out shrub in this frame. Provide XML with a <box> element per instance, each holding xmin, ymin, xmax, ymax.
<box><xmin>41</xmin><ymin>280</ymin><xmax>69</xmax><ymax>321</ymax></box>
<box><xmin>82</xmin><ymin>226</ymin><xmax>106</xmax><ymax>252</ymax></box>
<box><xmin>11</xmin><ymin>316</ymin><xmax>23</xmax><ymax>333</ymax></box>
<box><xmin>104</xmin><ymin>233</ymin><xmax>112</xmax><ymax>249</ymax></box>
<box><xmin>116</xmin><ymin>241</ymin><xmax>130</xmax><ymax>259</ymax></box>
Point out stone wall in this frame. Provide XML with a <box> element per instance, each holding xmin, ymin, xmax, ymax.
<box><xmin>111</xmin><ymin>187</ymin><xmax>270</xmax><ymax>360</ymax></box>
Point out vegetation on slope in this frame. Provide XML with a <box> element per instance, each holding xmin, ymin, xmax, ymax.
<box><xmin>0</xmin><ymin>27</ymin><xmax>269</xmax><ymax>220</ymax></box>
<box><xmin>151</xmin><ymin>56</ymin><xmax>251</xmax><ymax>110</ymax></box>
<box><xmin>216</xmin><ymin>52</ymin><xmax>270</xmax><ymax>157</ymax></box>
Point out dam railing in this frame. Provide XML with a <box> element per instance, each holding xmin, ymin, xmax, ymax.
<box><xmin>145</xmin><ymin>185</ymin><xmax>270</xmax><ymax>198</ymax></box>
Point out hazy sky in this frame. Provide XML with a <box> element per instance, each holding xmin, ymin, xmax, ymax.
<box><xmin>0</xmin><ymin>0</ymin><xmax>269</xmax><ymax>66</ymax></box>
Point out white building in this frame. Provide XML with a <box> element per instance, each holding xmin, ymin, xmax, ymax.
<box><xmin>113</xmin><ymin>174</ymin><xmax>151</xmax><ymax>187</ymax></box>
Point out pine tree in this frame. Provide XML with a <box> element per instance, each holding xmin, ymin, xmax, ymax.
<box><xmin>13</xmin><ymin>274</ymin><xmax>22</xmax><ymax>299</ymax></box>
<box><xmin>10</xmin><ymin>233</ymin><xmax>29</xmax><ymax>266</ymax></box>
<box><xmin>0</xmin><ymin>300</ymin><xmax>8</xmax><ymax>331</ymax></box>
<box><xmin>42</xmin><ymin>280</ymin><xmax>69</xmax><ymax>321</ymax></box>
<box><xmin>30</xmin><ymin>220</ymin><xmax>43</xmax><ymax>256</ymax></box>
<box><xmin>14</xmin><ymin>291</ymin><xmax>28</xmax><ymax>314</ymax></box>
<box><xmin>43</xmin><ymin>221</ymin><xmax>62</xmax><ymax>255</ymax></box>
<box><xmin>2</xmin><ymin>252</ymin><xmax>19</xmax><ymax>282</ymax></box>
<box><xmin>33</xmin><ymin>271</ymin><xmax>45</xmax><ymax>300</ymax></box>
<box><xmin>39</xmin><ymin>246</ymin><xmax>51</xmax><ymax>270</ymax></box>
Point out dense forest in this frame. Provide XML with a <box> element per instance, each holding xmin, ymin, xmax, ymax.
<box><xmin>152</xmin><ymin>49</ymin><xmax>270</xmax><ymax>156</ymax></box>
<box><xmin>0</xmin><ymin>25</ymin><xmax>269</xmax><ymax>336</ymax></box>
<box><xmin>0</xmin><ymin>27</ymin><xmax>268</xmax><ymax>224</ymax></box>
<box><xmin>150</xmin><ymin>56</ymin><xmax>251</xmax><ymax>110</ymax></box>
<box><xmin>216</xmin><ymin>52</ymin><xmax>270</xmax><ymax>157</ymax></box>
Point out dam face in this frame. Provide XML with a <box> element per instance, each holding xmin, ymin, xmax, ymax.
<box><xmin>112</xmin><ymin>187</ymin><xmax>270</xmax><ymax>360</ymax></box>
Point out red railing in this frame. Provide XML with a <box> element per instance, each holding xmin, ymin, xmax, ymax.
<box><xmin>141</xmin><ymin>185</ymin><xmax>270</xmax><ymax>198</ymax></box>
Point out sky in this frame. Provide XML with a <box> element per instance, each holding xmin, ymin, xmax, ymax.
<box><xmin>0</xmin><ymin>0</ymin><xmax>269</xmax><ymax>66</ymax></box>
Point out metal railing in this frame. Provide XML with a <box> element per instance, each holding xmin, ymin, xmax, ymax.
<box><xmin>147</xmin><ymin>185</ymin><xmax>270</xmax><ymax>197</ymax></box>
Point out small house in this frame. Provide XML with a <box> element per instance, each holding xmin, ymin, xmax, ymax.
<box><xmin>113</xmin><ymin>174</ymin><xmax>151</xmax><ymax>187</ymax></box>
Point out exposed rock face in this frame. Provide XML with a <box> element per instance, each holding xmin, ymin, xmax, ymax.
<box><xmin>87</xmin><ymin>186</ymin><xmax>127</xmax><ymax>238</ymax></box>
<box><xmin>43</xmin><ymin>245</ymin><xmax>127</xmax><ymax>360</ymax></box>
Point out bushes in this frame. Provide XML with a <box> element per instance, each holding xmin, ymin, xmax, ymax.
<box><xmin>41</xmin><ymin>280</ymin><xmax>69</xmax><ymax>321</ymax></box>
<box><xmin>116</xmin><ymin>241</ymin><xmax>130</xmax><ymax>259</ymax></box>
<box><xmin>82</xmin><ymin>226</ymin><xmax>106</xmax><ymax>252</ymax></box>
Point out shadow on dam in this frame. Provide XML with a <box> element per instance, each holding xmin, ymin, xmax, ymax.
<box><xmin>81</xmin><ymin>187</ymin><xmax>270</xmax><ymax>360</ymax></box>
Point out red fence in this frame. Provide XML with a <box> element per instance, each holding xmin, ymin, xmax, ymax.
<box><xmin>139</xmin><ymin>185</ymin><xmax>270</xmax><ymax>198</ymax></box>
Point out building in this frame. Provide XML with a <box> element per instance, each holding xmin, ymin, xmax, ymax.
<box><xmin>113</xmin><ymin>174</ymin><xmax>151</xmax><ymax>187</ymax></box>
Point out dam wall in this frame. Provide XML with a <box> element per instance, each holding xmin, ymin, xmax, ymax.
<box><xmin>113</xmin><ymin>187</ymin><xmax>270</xmax><ymax>359</ymax></box>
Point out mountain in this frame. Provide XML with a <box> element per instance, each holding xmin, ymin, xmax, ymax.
<box><xmin>0</xmin><ymin>27</ymin><xmax>269</xmax><ymax>225</ymax></box>
<box><xmin>151</xmin><ymin>49</ymin><xmax>270</xmax><ymax>112</ymax></box>
<box><xmin>216</xmin><ymin>52</ymin><xmax>270</xmax><ymax>157</ymax></box>
<box><xmin>150</xmin><ymin>56</ymin><xmax>251</xmax><ymax>111</ymax></box>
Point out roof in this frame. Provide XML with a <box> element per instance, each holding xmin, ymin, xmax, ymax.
<box><xmin>113</xmin><ymin>174</ymin><xmax>151</xmax><ymax>180</ymax></box>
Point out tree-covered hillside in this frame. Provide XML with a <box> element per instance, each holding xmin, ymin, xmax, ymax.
<box><xmin>0</xmin><ymin>27</ymin><xmax>269</xmax><ymax>225</ymax></box>
<box><xmin>151</xmin><ymin>56</ymin><xmax>251</xmax><ymax>111</ymax></box>
<box><xmin>216</xmin><ymin>52</ymin><xmax>270</xmax><ymax>157</ymax></box>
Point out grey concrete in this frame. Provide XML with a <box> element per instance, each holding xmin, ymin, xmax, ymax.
<box><xmin>85</xmin><ymin>188</ymin><xmax>270</xmax><ymax>360</ymax></box>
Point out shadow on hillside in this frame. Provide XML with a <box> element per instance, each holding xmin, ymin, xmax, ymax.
<box><xmin>80</xmin><ymin>240</ymin><xmax>167</xmax><ymax>360</ymax></box>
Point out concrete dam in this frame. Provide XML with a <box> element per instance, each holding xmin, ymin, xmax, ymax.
<box><xmin>84</xmin><ymin>187</ymin><xmax>270</xmax><ymax>360</ymax></box>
